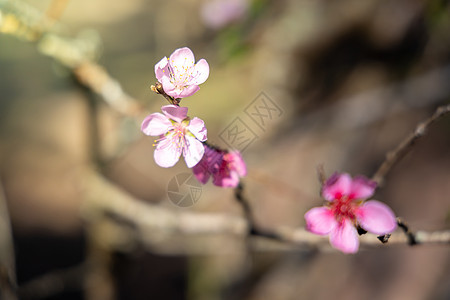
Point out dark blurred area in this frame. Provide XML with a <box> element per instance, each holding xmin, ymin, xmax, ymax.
<box><xmin>1</xmin><ymin>0</ymin><xmax>450</xmax><ymax>299</ymax></box>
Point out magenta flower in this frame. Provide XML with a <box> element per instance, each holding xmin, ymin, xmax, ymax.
<box><xmin>141</xmin><ymin>105</ymin><xmax>207</xmax><ymax>168</ymax></box>
<box><xmin>304</xmin><ymin>173</ymin><xmax>397</xmax><ymax>253</ymax></box>
<box><xmin>192</xmin><ymin>145</ymin><xmax>246</xmax><ymax>188</ymax></box>
<box><xmin>155</xmin><ymin>47</ymin><xmax>209</xmax><ymax>99</ymax></box>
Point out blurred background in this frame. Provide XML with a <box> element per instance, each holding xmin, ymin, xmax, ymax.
<box><xmin>1</xmin><ymin>0</ymin><xmax>450</xmax><ymax>299</ymax></box>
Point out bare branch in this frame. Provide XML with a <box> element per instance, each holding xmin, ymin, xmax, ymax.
<box><xmin>300</xmin><ymin>65</ymin><xmax>450</xmax><ymax>132</ymax></box>
<box><xmin>372</xmin><ymin>104</ymin><xmax>450</xmax><ymax>186</ymax></box>
<box><xmin>81</xmin><ymin>169</ymin><xmax>248</xmax><ymax>239</ymax></box>
<box><xmin>80</xmin><ymin>168</ymin><xmax>450</xmax><ymax>254</ymax></box>
<box><xmin>0</xmin><ymin>1</ymin><xmax>144</xmax><ymax>117</ymax></box>
<box><xmin>73</xmin><ymin>62</ymin><xmax>143</xmax><ymax>116</ymax></box>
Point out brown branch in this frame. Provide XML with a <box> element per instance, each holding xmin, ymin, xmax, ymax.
<box><xmin>395</xmin><ymin>218</ymin><xmax>417</xmax><ymax>245</ymax></box>
<box><xmin>234</xmin><ymin>182</ymin><xmax>254</xmax><ymax>232</ymax></box>
<box><xmin>300</xmin><ymin>65</ymin><xmax>450</xmax><ymax>132</ymax></box>
<box><xmin>16</xmin><ymin>223</ymin><xmax>450</xmax><ymax>300</ymax></box>
<box><xmin>0</xmin><ymin>1</ymin><xmax>144</xmax><ymax>117</ymax></box>
<box><xmin>372</xmin><ymin>104</ymin><xmax>450</xmax><ymax>186</ymax></box>
<box><xmin>234</xmin><ymin>182</ymin><xmax>281</xmax><ymax>241</ymax></box>
<box><xmin>81</xmin><ymin>169</ymin><xmax>248</xmax><ymax>239</ymax></box>
<box><xmin>79</xmin><ymin>169</ymin><xmax>450</xmax><ymax>254</ymax></box>
<box><xmin>73</xmin><ymin>62</ymin><xmax>143</xmax><ymax>116</ymax></box>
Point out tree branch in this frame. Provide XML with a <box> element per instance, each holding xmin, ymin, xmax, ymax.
<box><xmin>372</xmin><ymin>104</ymin><xmax>450</xmax><ymax>186</ymax></box>
<box><xmin>80</xmin><ymin>168</ymin><xmax>450</xmax><ymax>254</ymax></box>
<box><xmin>0</xmin><ymin>0</ymin><xmax>143</xmax><ymax>117</ymax></box>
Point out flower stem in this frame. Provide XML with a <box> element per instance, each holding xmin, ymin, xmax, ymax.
<box><xmin>151</xmin><ymin>83</ymin><xmax>180</xmax><ymax>106</ymax></box>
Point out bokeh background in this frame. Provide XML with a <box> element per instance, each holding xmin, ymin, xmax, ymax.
<box><xmin>1</xmin><ymin>0</ymin><xmax>450</xmax><ymax>299</ymax></box>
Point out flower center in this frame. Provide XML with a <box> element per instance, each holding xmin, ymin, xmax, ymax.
<box><xmin>168</xmin><ymin>63</ymin><xmax>194</xmax><ymax>89</ymax></box>
<box><xmin>170</xmin><ymin>122</ymin><xmax>188</xmax><ymax>149</ymax></box>
<box><xmin>330</xmin><ymin>195</ymin><xmax>357</xmax><ymax>223</ymax></box>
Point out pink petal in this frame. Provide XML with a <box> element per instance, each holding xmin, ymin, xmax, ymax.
<box><xmin>160</xmin><ymin>76</ymin><xmax>176</xmax><ymax>95</ymax></box>
<box><xmin>155</xmin><ymin>56</ymin><xmax>170</xmax><ymax>82</ymax></box>
<box><xmin>356</xmin><ymin>200</ymin><xmax>397</xmax><ymax>235</ymax></box>
<box><xmin>177</xmin><ymin>85</ymin><xmax>200</xmax><ymax>98</ymax></box>
<box><xmin>329</xmin><ymin>219</ymin><xmax>359</xmax><ymax>254</ymax></box>
<box><xmin>187</xmin><ymin>117</ymin><xmax>207</xmax><ymax>141</ymax></box>
<box><xmin>349</xmin><ymin>176</ymin><xmax>376</xmax><ymax>199</ymax></box>
<box><xmin>154</xmin><ymin>137</ymin><xmax>182</xmax><ymax>168</ymax></box>
<box><xmin>304</xmin><ymin>207</ymin><xmax>336</xmax><ymax>235</ymax></box>
<box><xmin>183</xmin><ymin>136</ymin><xmax>205</xmax><ymax>168</ymax></box>
<box><xmin>141</xmin><ymin>113</ymin><xmax>172</xmax><ymax>136</ymax></box>
<box><xmin>214</xmin><ymin>171</ymin><xmax>240</xmax><ymax>188</ymax></box>
<box><xmin>191</xmin><ymin>59</ymin><xmax>209</xmax><ymax>85</ymax></box>
<box><xmin>229</xmin><ymin>150</ymin><xmax>246</xmax><ymax>177</ymax></box>
<box><xmin>205</xmin><ymin>147</ymin><xmax>224</xmax><ymax>175</ymax></box>
<box><xmin>165</xmin><ymin>88</ymin><xmax>181</xmax><ymax>98</ymax></box>
<box><xmin>169</xmin><ymin>47</ymin><xmax>195</xmax><ymax>73</ymax></box>
<box><xmin>322</xmin><ymin>173</ymin><xmax>352</xmax><ymax>201</ymax></box>
<box><xmin>192</xmin><ymin>157</ymin><xmax>211</xmax><ymax>184</ymax></box>
<box><xmin>161</xmin><ymin>105</ymin><xmax>188</xmax><ymax>123</ymax></box>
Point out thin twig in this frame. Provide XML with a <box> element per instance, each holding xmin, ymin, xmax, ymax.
<box><xmin>372</xmin><ymin>104</ymin><xmax>450</xmax><ymax>186</ymax></box>
<box><xmin>299</xmin><ymin>65</ymin><xmax>450</xmax><ymax>132</ymax></box>
<box><xmin>234</xmin><ymin>182</ymin><xmax>254</xmax><ymax>232</ymax></box>
<box><xmin>378</xmin><ymin>218</ymin><xmax>417</xmax><ymax>246</ymax></box>
<box><xmin>396</xmin><ymin>218</ymin><xmax>417</xmax><ymax>245</ymax></box>
<box><xmin>234</xmin><ymin>183</ymin><xmax>281</xmax><ymax>241</ymax></box>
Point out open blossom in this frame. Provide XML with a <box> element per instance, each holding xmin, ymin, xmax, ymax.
<box><xmin>155</xmin><ymin>47</ymin><xmax>209</xmax><ymax>99</ymax></box>
<box><xmin>141</xmin><ymin>105</ymin><xmax>207</xmax><ymax>168</ymax></box>
<box><xmin>192</xmin><ymin>145</ymin><xmax>246</xmax><ymax>188</ymax></box>
<box><xmin>304</xmin><ymin>173</ymin><xmax>397</xmax><ymax>254</ymax></box>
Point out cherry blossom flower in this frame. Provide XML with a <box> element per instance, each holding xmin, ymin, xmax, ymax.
<box><xmin>141</xmin><ymin>105</ymin><xmax>207</xmax><ymax>168</ymax></box>
<box><xmin>201</xmin><ymin>0</ymin><xmax>249</xmax><ymax>29</ymax></box>
<box><xmin>304</xmin><ymin>173</ymin><xmax>397</xmax><ymax>253</ymax></box>
<box><xmin>192</xmin><ymin>144</ymin><xmax>246</xmax><ymax>188</ymax></box>
<box><xmin>155</xmin><ymin>47</ymin><xmax>209</xmax><ymax>99</ymax></box>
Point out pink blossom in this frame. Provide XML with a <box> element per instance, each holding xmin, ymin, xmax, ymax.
<box><xmin>201</xmin><ymin>0</ymin><xmax>249</xmax><ymax>29</ymax></box>
<box><xmin>192</xmin><ymin>145</ymin><xmax>246</xmax><ymax>188</ymax></box>
<box><xmin>141</xmin><ymin>105</ymin><xmax>207</xmax><ymax>168</ymax></box>
<box><xmin>155</xmin><ymin>47</ymin><xmax>209</xmax><ymax>99</ymax></box>
<box><xmin>304</xmin><ymin>173</ymin><xmax>397</xmax><ymax>253</ymax></box>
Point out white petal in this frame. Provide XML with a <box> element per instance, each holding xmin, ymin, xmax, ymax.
<box><xmin>183</xmin><ymin>136</ymin><xmax>205</xmax><ymax>168</ymax></box>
